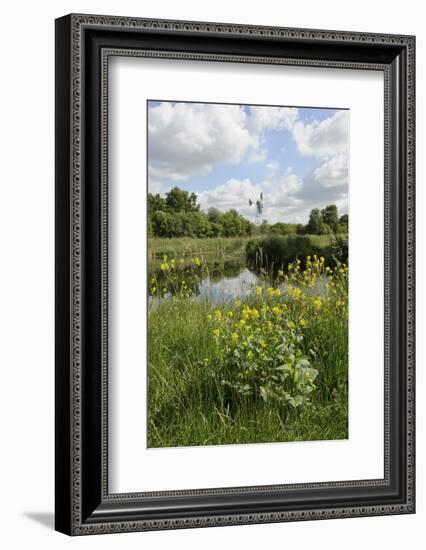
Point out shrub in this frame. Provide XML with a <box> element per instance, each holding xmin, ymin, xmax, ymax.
<box><xmin>246</xmin><ymin>234</ymin><xmax>335</xmax><ymax>270</ymax></box>
<box><xmin>208</xmin><ymin>300</ymin><xmax>318</xmax><ymax>408</ymax></box>
<box><xmin>331</xmin><ymin>234</ymin><xmax>349</xmax><ymax>263</ymax></box>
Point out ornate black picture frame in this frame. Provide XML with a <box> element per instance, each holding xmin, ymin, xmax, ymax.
<box><xmin>55</xmin><ymin>13</ymin><xmax>415</xmax><ymax>535</ymax></box>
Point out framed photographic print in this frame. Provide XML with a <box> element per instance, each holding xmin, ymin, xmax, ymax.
<box><xmin>55</xmin><ymin>14</ymin><xmax>415</xmax><ymax>535</ymax></box>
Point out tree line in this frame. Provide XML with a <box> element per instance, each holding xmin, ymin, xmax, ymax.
<box><xmin>148</xmin><ymin>187</ymin><xmax>348</xmax><ymax>238</ymax></box>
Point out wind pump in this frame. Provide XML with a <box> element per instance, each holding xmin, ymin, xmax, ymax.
<box><xmin>248</xmin><ymin>192</ymin><xmax>264</xmax><ymax>225</ymax></box>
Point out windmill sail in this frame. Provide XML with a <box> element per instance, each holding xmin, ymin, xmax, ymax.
<box><xmin>249</xmin><ymin>193</ymin><xmax>264</xmax><ymax>224</ymax></box>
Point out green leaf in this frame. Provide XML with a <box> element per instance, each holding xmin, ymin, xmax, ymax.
<box><xmin>260</xmin><ymin>386</ymin><xmax>268</xmax><ymax>402</ymax></box>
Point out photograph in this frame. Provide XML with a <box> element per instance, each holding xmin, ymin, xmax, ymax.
<box><xmin>52</xmin><ymin>12</ymin><xmax>415</xmax><ymax>536</ymax></box>
<box><xmin>147</xmin><ymin>100</ymin><xmax>350</xmax><ymax>448</ymax></box>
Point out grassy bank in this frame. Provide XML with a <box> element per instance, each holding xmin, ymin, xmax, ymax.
<box><xmin>246</xmin><ymin>234</ymin><xmax>348</xmax><ymax>270</ymax></box>
<box><xmin>148</xmin><ymin>256</ymin><xmax>348</xmax><ymax>448</ymax></box>
<box><xmin>148</xmin><ymin>236</ymin><xmax>256</xmax><ymax>262</ymax></box>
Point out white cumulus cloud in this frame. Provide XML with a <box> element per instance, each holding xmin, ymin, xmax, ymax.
<box><xmin>197</xmin><ymin>178</ymin><xmax>262</xmax><ymax>218</ymax></box>
<box><xmin>148</xmin><ymin>179</ymin><xmax>171</xmax><ymax>196</ymax></box>
<box><xmin>148</xmin><ymin>103</ymin><xmax>256</xmax><ymax>181</ymax></box>
<box><xmin>312</xmin><ymin>152</ymin><xmax>348</xmax><ymax>189</ymax></box>
<box><xmin>247</xmin><ymin>106</ymin><xmax>298</xmax><ymax>133</ymax></box>
<box><xmin>292</xmin><ymin>110</ymin><xmax>349</xmax><ymax>158</ymax></box>
<box><xmin>148</xmin><ymin>102</ymin><xmax>299</xmax><ymax>182</ymax></box>
<box><xmin>197</xmin><ymin>170</ymin><xmax>304</xmax><ymax>224</ymax></box>
<box><xmin>292</xmin><ymin>110</ymin><xmax>349</xmax><ymax>198</ymax></box>
<box><xmin>147</xmin><ymin>103</ymin><xmax>349</xmax><ymax>223</ymax></box>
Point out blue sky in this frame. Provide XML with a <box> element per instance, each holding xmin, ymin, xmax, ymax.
<box><xmin>147</xmin><ymin>101</ymin><xmax>349</xmax><ymax>224</ymax></box>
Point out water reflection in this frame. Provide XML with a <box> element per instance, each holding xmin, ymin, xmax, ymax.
<box><xmin>197</xmin><ymin>268</ymin><xmax>258</xmax><ymax>304</ymax></box>
<box><xmin>148</xmin><ymin>259</ymin><xmax>328</xmax><ymax>307</ymax></box>
<box><xmin>148</xmin><ymin>260</ymin><xmax>258</xmax><ymax>306</ymax></box>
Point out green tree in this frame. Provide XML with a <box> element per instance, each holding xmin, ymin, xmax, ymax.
<box><xmin>165</xmin><ymin>187</ymin><xmax>199</xmax><ymax>212</ymax></box>
<box><xmin>183</xmin><ymin>212</ymin><xmax>212</xmax><ymax>238</ymax></box>
<box><xmin>318</xmin><ymin>221</ymin><xmax>332</xmax><ymax>235</ymax></box>
<box><xmin>321</xmin><ymin>205</ymin><xmax>339</xmax><ymax>232</ymax></box>
<box><xmin>259</xmin><ymin>220</ymin><xmax>270</xmax><ymax>235</ymax></box>
<box><xmin>222</xmin><ymin>210</ymin><xmax>243</xmax><ymax>237</ymax></box>
<box><xmin>306</xmin><ymin>208</ymin><xmax>322</xmax><ymax>235</ymax></box>
<box><xmin>207</xmin><ymin>207</ymin><xmax>223</xmax><ymax>224</ymax></box>
<box><xmin>339</xmin><ymin>213</ymin><xmax>348</xmax><ymax>225</ymax></box>
<box><xmin>152</xmin><ymin>210</ymin><xmax>173</xmax><ymax>237</ymax></box>
<box><xmin>209</xmin><ymin>222</ymin><xmax>222</xmax><ymax>238</ymax></box>
<box><xmin>148</xmin><ymin>185</ymin><xmax>345</xmax><ymax>240</ymax></box>
<box><xmin>338</xmin><ymin>213</ymin><xmax>349</xmax><ymax>234</ymax></box>
<box><xmin>147</xmin><ymin>193</ymin><xmax>166</xmax><ymax>215</ymax></box>
<box><xmin>147</xmin><ymin>217</ymin><xmax>153</xmax><ymax>237</ymax></box>
<box><xmin>244</xmin><ymin>220</ymin><xmax>256</xmax><ymax>236</ymax></box>
<box><xmin>269</xmin><ymin>222</ymin><xmax>297</xmax><ymax>236</ymax></box>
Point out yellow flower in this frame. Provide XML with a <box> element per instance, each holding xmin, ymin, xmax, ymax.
<box><xmin>246</xmin><ymin>350</ymin><xmax>254</xmax><ymax>360</ymax></box>
<box><xmin>214</xmin><ymin>310</ymin><xmax>222</xmax><ymax>321</ymax></box>
<box><xmin>193</xmin><ymin>256</ymin><xmax>201</xmax><ymax>266</ymax></box>
<box><xmin>267</xmin><ymin>287</ymin><xmax>274</xmax><ymax>296</ymax></box>
<box><xmin>299</xmin><ymin>318</ymin><xmax>307</xmax><ymax>328</ymax></box>
<box><xmin>250</xmin><ymin>308</ymin><xmax>259</xmax><ymax>319</ymax></box>
<box><xmin>255</xmin><ymin>286</ymin><xmax>263</xmax><ymax>296</ymax></box>
<box><xmin>212</xmin><ymin>328</ymin><xmax>220</xmax><ymax>338</ymax></box>
<box><xmin>287</xmin><ymin>321</ymin><xmax>296</xmax><ymax>330</ymax></box>
<box><xmin>207</xmin><ymin>314</ymin><xmax>212</xmax><ymax>321</ymax></box>
<box><xmin>238</xmin><ymin>319</ymin><xmax>246</xmax><ymax>328</ymax></box>
<box><xmin>227</xmin><ymin>311</ymin><xmax>234</xmax><ymax>318</ymax></box>
<box><xmin>292</xmin><ymin>287</ymin><xmax>302</xmax><ymax>300</ymax></box>
<box><xmin>235</xmin><ymin>299</ymin><xmax>241</xmax><ymax>307</ymax></box>
<box><xmin>278</xmin><ymin>270</ymin><xmax>284</xmax><ymax>277</ymax></box>
<box><xmin>272</xmin><ymin>306</ymin><xmax>281</xmax><ymax>316</ymax></box>
<box><xmin>163</xmin><ymin>255</ymin><xmax>168</xmax><ymax>261</ymax></box>
<box><xmin>261</xmin><ymin>304</ymin><xmax>269</xmax><ymax>315</ymax></box>
<box><xmin>313</xmin><ymin>297</ymin><xmax>322</xmax><ymax>311</ymax></box>
<box><xmin>179</xmin><ymin>258</ymin><xmax>185</xmax><ymax>264</ymax></box>
<box><xmin>160</xmin><ymin>263</ymin><xmax>168</xmax><ymax>271</ymax></box>
<box><xmin>151</xmin><ymin>287</ymin><xmax>156</xmax><ymax>294</ymax></box>
<box><xmin>231</xmin><ymin>332</ymin><xmax>239</xmax><ymax>342</ymax></box>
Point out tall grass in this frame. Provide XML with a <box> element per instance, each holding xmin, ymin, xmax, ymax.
<box><xmin>149</xmin><ymin>236</ymin><xmax>256</xmax><ymax>262</ymax></box>
<box><xmin>246</xmin><ymin>234</ymin><xmax>348</xmax><ymax>271</ymax></box>
<box><xmin>148</xmin><ymin>257</ymin><xmax>348</xmax><ymax>448</ymax></box>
